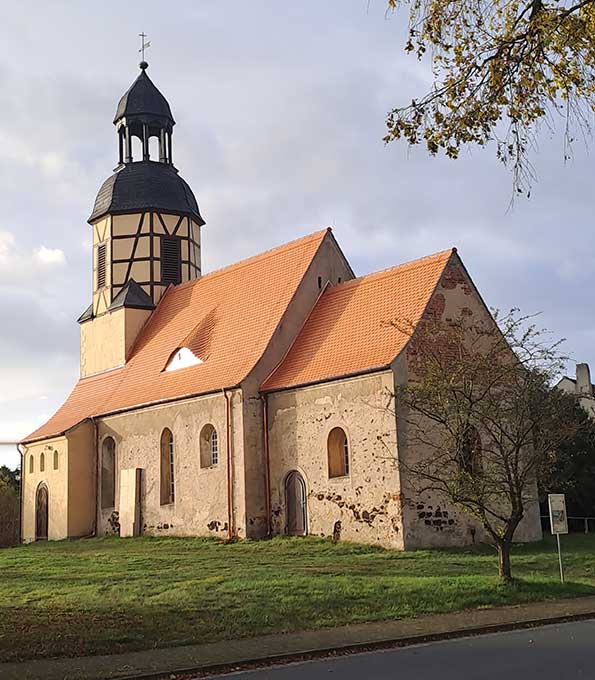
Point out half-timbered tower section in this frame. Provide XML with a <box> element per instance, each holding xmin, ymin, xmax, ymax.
<box><xmin>78</xmin><ymin>62</ymin><xmax>205</xmax><ymax>378</ymax></box>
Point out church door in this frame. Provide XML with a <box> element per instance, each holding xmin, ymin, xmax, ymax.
<box><xmin>35</xmin><ymin>485</ymin><xmax>49</xmax><ymax>541</ymax></box>
<box><xmin>285</xmin><ymin>471</ymin><xmax>307</xmax><ymax>536</ymax></box>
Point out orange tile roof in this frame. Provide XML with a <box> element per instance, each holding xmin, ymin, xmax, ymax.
<box><xmin>261</xmin><ymin>248</ymin><xmax>455</xmax><ymax>392</ymax></box>
<box><xmin>24</xmin><ymin>229</ymin><xmax>329</xmax><ymax>443</ymax></box>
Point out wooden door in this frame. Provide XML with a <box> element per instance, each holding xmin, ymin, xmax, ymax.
<box><xmin>35</xmin><ymin>485</ymin><xmax>48</xmax><ymax>541</ymax></box>
<box><xmin>286</xmin><ymin>471</ymin><xmax>307</xmax><ymax>536</ymax></box>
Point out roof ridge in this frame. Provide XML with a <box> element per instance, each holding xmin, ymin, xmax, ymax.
<box><xmin>175</xmin><ymin>228</ymin><xmax>331</xmax><ymax>292</ymax></box>
<box><xmin>326</xmin><ymin>247</ymin><xmax>456</xmax><ymax>293</ymax></box>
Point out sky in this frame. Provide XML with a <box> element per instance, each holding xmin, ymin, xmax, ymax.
<box><xmin>1</xmin><ymin>1</ymin><xmax>594</xmax><ymax>469</ymax></box>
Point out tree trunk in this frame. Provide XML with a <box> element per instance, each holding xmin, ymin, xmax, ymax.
<box><xmin>497</xmin><ymin>541</ymin><xmax>513</xmax><ymax>583</ymax></box>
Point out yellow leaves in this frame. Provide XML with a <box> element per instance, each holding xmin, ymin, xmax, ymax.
<box><xmin>385</xmin><ymin>0</ymin><xmax>595</xmax><ymax>192</ymax></box>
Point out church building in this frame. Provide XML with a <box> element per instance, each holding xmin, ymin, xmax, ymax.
<box><xmin>20</xmin><ymin>62</ymin><xmax>542</xmax><ymax>549</ymax></box>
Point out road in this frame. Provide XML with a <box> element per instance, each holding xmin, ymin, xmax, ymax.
<box><xmin>203</xmin><ymin>619</ymin><xmax>595</xmax><ymax>679</ymax></box>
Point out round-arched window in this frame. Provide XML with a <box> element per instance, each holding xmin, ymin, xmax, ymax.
<box><xmin>101</xmin><ymin>437</ymin><xmax>116</xmax><ymax>509</ymax></box>
<box><xmin>200</xmin><ymin>424</ymin><xmax>218</xmax><ymax>468</ymax></box>
<box><xmin>160</xmin><ymin>428</ymin><xmax>175</xmax><ymax>505</ymax></box>
<box><xmin>327</xmin><ymin>427</ymin><xmax>349</xmax><ymax>478</ymax></box>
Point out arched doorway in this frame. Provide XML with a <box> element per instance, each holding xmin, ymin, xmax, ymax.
<box><xmin>285</xmin><ymin>471</ymin><xmax>307</xmax><ymax>536</ymax></box>
<box><xmin>35</xmin><ymin>484</ymin><xmax>49</xmax><ymax>541</ymax></box>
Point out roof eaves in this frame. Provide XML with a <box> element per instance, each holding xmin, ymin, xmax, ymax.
<box><xmin>261</xmin><ymin>365</ymin><xmax>392</xmax><ymax>394</ymax></box>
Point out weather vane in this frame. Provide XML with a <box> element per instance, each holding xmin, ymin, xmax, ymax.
<box><xmin>139</xmin><ymin>32</ymin><xmax>151</xmax><ymax>63</ymax></box>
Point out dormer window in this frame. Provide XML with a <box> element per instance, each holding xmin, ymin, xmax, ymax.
<box><xmin>165</xmin><ymin>347</ymin><xmax>203</xmax><ymax>372</ymax></box>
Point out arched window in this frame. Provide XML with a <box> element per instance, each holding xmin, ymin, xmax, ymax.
<box><xmin>200</xmin><ymin>424</ymin><xmax>218</xmax><ymax>467</ymax></box>
<box><xmin>29</xmin><ymin>455</ymin><xmax>34</xmax><ymax>474</ymax></box>
<box><xmin>148</xmin><ymin>136</ymin><xmax>159</xmax><ymax>161</ymax></box>
<box><xmin>101</xmin><ymin>437</ymin><xmax>116</xmax><ymax>509</ymax></box>
<box><xmin>328</xmin><ymin>427</ymin><xmax>349</xmax><ymax>478</ymax></box>
<box><xmin>160</xmin><ymin>428</ymin><xmax>175</xmax><ymax>505</ymax></box>
<box><xmin>39</xmin><ymin>452</ymin><xmax>45</xmax><ymax>473</ymax></box>
<box><xmin>53</xmin><ymin>451</ymin><xmax>59</xmax><ymax>470</ymax></box>
<box><xmin>460</xmin><ymin>427</ymin><xmax>482</xmax><ymax>476</ymax></box>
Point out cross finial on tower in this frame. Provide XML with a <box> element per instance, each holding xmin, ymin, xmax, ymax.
<box><xmin>139</xmin><ymin>32</ymin><xmax>151</xmax><ymax>68</ymax></box>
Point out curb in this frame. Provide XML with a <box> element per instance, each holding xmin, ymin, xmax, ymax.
<box><xmin>117</xmin><ymin>610</ymin><xmax>595</xmax><ymax>680</ymax></box>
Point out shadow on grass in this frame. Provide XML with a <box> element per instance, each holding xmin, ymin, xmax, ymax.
<box><xmin>2</xmin><ymin>576</ymin><xmax>595</xmax><ymax>663</ymax></box>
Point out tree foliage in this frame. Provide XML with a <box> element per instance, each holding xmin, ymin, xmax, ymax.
<box><xmin>0</xmin><ymin>466</ymin><xmax>20</xmax><ymax>495</ymax></box>
<box><xmin>385</xmin><ymin>0</ymin><xmax>595</xmax><ymax>193</ymax></box>
<box><xmin>395</xmin><ymin>309</ymin><xmax>576</xmax><ymax>581</ymax></box>
<box><xmin>0</xmin><ymin>466</ymin><xmax>19</xmax><ymax>547</ymax></box>
<box><xmin>543</xmin><ymin>396</ymin><xmax>595</xmax><ymax>517</ymax></box>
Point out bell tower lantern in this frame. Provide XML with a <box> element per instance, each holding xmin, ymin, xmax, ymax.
<box><xmin>78</xmin><ymin>60</ymin><xmax>205</xmax><ymax>378</ymax></box>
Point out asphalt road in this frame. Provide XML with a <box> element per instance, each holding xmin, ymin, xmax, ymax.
<box><xmin>204</xmin><ymin>619</ymin><xmax>595</xmax><ymax>680</ymax></box>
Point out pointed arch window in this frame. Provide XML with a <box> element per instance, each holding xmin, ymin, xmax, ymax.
<box><xmin>53</xmin><ymin>451</ymin><xmax>59</xmax><ymax>470</ymax></box>
<box><xmin>29</xmin><ymin>455</ymin><xmax>34</xmax><ymax>475</ymax></box>
<box><xmin>101</xmin><ymin>437</ymin><xmax>116</xmax><ymax>509</ymax></box>
<box><xmin>460</xmin><ymin>427</ymin><xmax>482</xmax><ymax>476</ymax></box>
<box><xmin>160</xmin><ymin>428</ymin><xmax>175</xmax><ymax>505</ymax></box>
<box><xmin>39</xmin><ymin>452</ymin><xmax>45</xmax><ymax>473</ymax></box>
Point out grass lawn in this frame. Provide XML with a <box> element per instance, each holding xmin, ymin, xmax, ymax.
<box><xmin>1</xmin><ymin>533</ymin><xmax>595</xmax><ymax>662</ymax></box>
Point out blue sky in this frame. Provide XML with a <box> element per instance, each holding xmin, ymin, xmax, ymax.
<box><xmin>1</xmin><ymin>1</ymin><xmax>594</xmax><ymax>469</ymax></box>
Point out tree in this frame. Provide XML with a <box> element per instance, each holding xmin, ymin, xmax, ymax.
<box><xmin>395</xmin><ymin>309</ymin><xmax>577</xmax><ymax>582</ymax></box>
<box><xmin>543</xmin><ymin>396</ymin><xmax>595</xmax><ymax>518</ymax></box>
<box><xmin>384</xmin><ymin>0</ymin><xmax>595</xmax><ymax>194</ymax></box>
<box><xmin>0</xmin><ymin>466</ymin><xmax>20</xmax><ymax>547</ymax></box>
<box><xmin>0</xmin><ymin>466</ymin><xmax>20</xmax><ymax>495</ymax></box>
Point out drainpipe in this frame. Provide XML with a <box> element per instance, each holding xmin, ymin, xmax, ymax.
<box><xmin>260</xmin><ymin>394</ymin><xmax>271</xmax><ymax>537</ymax></box>
<box><xmin>92</xmin><ymin>419</ymin><xmax>99</xmax><ymax>537</ymax></box>
<box><xmin>223</xmin><ymin>389</ymin><xmax>234</xmax><ymax>540</ymax></box>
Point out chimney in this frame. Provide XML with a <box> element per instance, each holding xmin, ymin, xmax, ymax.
<box><xmin>576</xmin><ymin>363</ymin><xmax>593</xmax><ymax>397</ymax></box>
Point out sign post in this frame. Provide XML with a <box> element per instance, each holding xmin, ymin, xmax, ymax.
<box><xmin>548</xmin><ymin>493</ymin><xmax>568</xmax><ymax>583</ymax></box>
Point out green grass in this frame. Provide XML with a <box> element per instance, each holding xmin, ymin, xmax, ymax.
<box><xmin>1</xmin><ymin>533</ymin><xmax>595</xmax><ymax>662</ymax></box>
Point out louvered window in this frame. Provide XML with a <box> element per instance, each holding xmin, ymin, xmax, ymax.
<box><xmin>97</xmin><ymin>243</ymin><xmax>107</xmax><ymax>289</ymax></box>
<box><xmin>161</xmin><ymin>236</ymin><xmax>181</xmax><ymax>285</ymax></box>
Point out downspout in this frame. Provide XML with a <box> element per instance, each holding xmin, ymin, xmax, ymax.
<box><xmin>92</xmin><ymin>419</ymin><xmax>99</xmax><ymax>537</ymax></box>
<box><xmin>17</xmin><ymin>443</ymin><xmax>27</xmax><ymax>544</ymax></box>
<box><xmin>260</xmin><ymin>394</ymin><xmax>271</xmax><ymax>537</ymax></box>
<box><xmin>223</xmin><ymin>389</ymin><xmax>234</xmax><ymax>541</ymax></box>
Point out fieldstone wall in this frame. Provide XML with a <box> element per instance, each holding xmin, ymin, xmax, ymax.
<box><xmin>266</xmin><ymin>371</ymin><xmax>404</xmax><ymax>548</ymax></box>
<box><xmin>96</xmin><ymin>389</ymin><xmax>243</xmax><ymax>538</ymax></box>
<box><xmin>395</xmin><ymin>254</ymin><xmax>543</xmax><ymax>549</ymax></box>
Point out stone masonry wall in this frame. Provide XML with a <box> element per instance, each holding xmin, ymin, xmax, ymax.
<box><xmin>96</xmin><ymin>389</ymin><xmax>244</xmax><ymax>538</ymax></box>
<box><xmin>394</xmin><ymin>254</ymin><xmax>543</xmax><ymax>549</ymax></box>
<box><xmin>267</xmin><ymin>371</ymin><xmax>404</xmax><ymax>548</ymax></box>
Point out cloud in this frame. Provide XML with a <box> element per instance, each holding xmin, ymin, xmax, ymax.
<box><xmin>34</xmin><ymin>245</ymin><xmax>66</xmax><ymax>266</ymax></box>
<box><xmin>0</xmin><ymin>231</ymin><xmax>15</xmax><ymax>268</ymax></box>
<box><xmin>1</xmin><ymin>0</ymin><xmax>595</xmax><ymax>469</ymax></box>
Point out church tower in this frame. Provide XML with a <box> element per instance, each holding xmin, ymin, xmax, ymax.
<box><xmin>78</xmin><ymin>60</ymin><xmax>205</xmax><ymax>378</ymax></box>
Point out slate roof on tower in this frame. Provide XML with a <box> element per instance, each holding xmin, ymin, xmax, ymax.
<box><xmin>113</xmin><ymin>66</ymin><xmax>175</xmax><ymax>124</ymax></box>
<box><xmin>88</xmin><ymin>162</ymin><xmax>204</xmax><ymax>224</ymax></box>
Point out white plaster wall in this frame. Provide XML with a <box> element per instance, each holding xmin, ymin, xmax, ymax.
<box><xmin>21</xmin><ymin>438</ymin><xmax>69</xmax><ymax>542</ymax></box>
